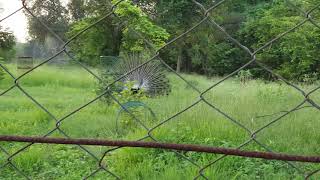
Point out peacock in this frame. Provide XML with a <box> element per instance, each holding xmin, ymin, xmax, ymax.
<box><xmin>99</xmin><ymin>54</ymin><xmax>171</xmax><ymax>134</ymax></box>
<box><xmin>105</xmin><ymin>54</ymin><xmax>171</xmax><ymax>97</ymax></box>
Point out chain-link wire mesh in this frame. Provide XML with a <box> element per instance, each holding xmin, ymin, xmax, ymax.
<box><xmin>0</xmin><ymin>0</ymin><xmax>320</xmax><ymax>179</ymax></box>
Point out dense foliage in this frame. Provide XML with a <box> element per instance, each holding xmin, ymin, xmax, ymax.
<box><xmin>66</xmin><ymin>0</ymin><xmax>169</xmax><ymax>66</ymax></box>
<box><xmin>0</xmin><ymin>26</ymin><xmax>15</xmax><ymax>62</ymax></box>
<box><xmin>22</xmin><ymin>0</ymin><xmax>320</xmax><ymax>81</ymax></box>
<box><xmin>240</xmin><ymin>1</ymin><xmax>320</xmax><ymax>81</ymax></box>
<box><xmin>0</xmin><ymin>26</ymin><xmax>15</xmax><ymax>81</ymax></box>
<box><xmin>154</xmin><ymin>0</ymin><xmax>320</xmax><ymax>80</ymax></box>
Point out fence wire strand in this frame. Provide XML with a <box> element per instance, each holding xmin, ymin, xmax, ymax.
<box><xmin>0</xmin><ymin>0</ymin><xmax>320</xmax><ymax>179</ymax></box>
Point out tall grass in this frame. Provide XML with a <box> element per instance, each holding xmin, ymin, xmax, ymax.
<box><xmin>0</xmin><ymin>64</ymin><xmax>319</xmax><ymax>179</ymax></box>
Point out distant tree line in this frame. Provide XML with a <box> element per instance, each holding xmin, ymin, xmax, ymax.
<box><xmin>20</xmin><ymin>0</ymin><xmax>320</xmax><ymax>81</ymax></box>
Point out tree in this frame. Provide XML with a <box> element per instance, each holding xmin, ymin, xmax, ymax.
<box><xmin>67</xmin><ymin>0</ymin><xmax>86</xmax><ymax>21</ymax></box>
<box><xmin>153</xmin><ymin>0</ymin><xmax>249</xmax><ymax>74</ymax></box>
<box><xmin>25</xmin><ymin>0</ymin><xmax>69</xmax><ymax>58</ymax></box>
<box><xmin>153</xmin><ymin>0</ymin><xmax>201</xmax><ymax>73</ymax></box>
<box><xmin>240</xmin><ymin>0</ymin><xmax>320</xmax><ymax>81</ymax></box>
<box><xmin>66</xmin><ymin>0</ymin><xmax>320</xmax><ymax>80</ymax></box>
<box><xmin>26</xmin><ymin>0</ymin><xmax>69</xmax><ymax>42</ymax></box>
<box><xmin>66</xmin><ymin>0</ymin><xmax>169</xmax><ymax>66</ymax></box>
<box><xmin>0</xmin><ymin>26</ymin><xmax>15</xmax><ymax>81</ymax></box>
<box><xmin>0</xmin><ymin>2</ymin><xmax>15</xmax><ymax>82</ymax></box>
<box><xmin>0</xmin><ymin>26</ymin><xmax>16</xmax><ymax>62</ymax></box>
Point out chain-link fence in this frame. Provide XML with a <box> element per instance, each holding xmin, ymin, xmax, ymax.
<box><xmin>1</xmin><ymin>0</ymin><xmax>320</xmax><ymax>179</ymax></box>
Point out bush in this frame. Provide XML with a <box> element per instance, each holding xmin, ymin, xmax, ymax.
<box><xmin>236</xmin><ymin>69</ymin><xmax>253</xmax><ymax>85</ymax></box>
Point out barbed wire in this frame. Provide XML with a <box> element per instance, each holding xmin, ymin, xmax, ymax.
<box><xmin>0</xmin><ymin>0</ymin><xmax>319</xmax><ymax>179</ymax></box>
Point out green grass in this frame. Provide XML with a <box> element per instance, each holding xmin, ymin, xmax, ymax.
<box><xmin>0</xmin><ymin>64</ymin><xmax>320</xmax><ymax>179</ymax></box>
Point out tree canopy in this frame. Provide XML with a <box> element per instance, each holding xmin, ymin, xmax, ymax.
<box><xmin>0</xmin><ymin>26</ymin><xmax>15</xmax><ymax>81</ymax></box>
<box><xmin>22</xmin><ymin>0</ymin><xmax>320</xmax><ymax>81</ymax></box>
<box><xmin>0</xmin><ymin>26</ymin><xmax>15</xmax><ymax>62</ymax></box>
<box><xmin>26</xmin><ymin>0</ymin><xmax>69</xmax><ymax>42</ymax></box>
<box><xmin>66</xmin><ymin>0</ymin><xmax>169</xmax><ymax>66</ymax></box>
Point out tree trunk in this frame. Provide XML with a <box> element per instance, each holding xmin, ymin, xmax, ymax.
<box><xmin>112</xmin><ymin>24</ymin><xmax>123</xmax><ymax>56</ymax></box>
<box><xmin>184</xmin><ymin>43</ymin><xmax>192</xmax><ymax>73</ymax></box>
<box><xmin>185</xmin><ymin>52</ymin><xmax>192</xmax><ymax>72</ymax></box>
<box><xmin>176</xmin><ymin>49</ymin><xmax>182</xmax><ymax>73</ymax></box>
<box><xmin>200</xmin><ymin>50</ymin><xmax>208</xmax><ymax>75</ymax></box>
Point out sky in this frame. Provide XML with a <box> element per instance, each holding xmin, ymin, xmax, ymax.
<box><xmin>0</xmin><ymin>0</ymin><xmax>69</xmax><ymax>43</ymax></box>
<box><xmin>0</xmin><ymin>0</ymin><xmax>28</xmax><ymax>43</ymax></box>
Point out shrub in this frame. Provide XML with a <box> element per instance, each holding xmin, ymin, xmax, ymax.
<box><xmin>237</xmin><ymin>69</ymin><xmax>253</xmax><ymax>85</ymax></box>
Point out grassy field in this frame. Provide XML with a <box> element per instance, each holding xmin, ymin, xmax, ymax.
<box><xmin>0</xmin><ymin>64</ymin><xmax>320</xmax><ymax>179</ymax></box>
